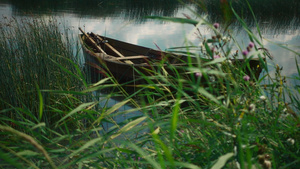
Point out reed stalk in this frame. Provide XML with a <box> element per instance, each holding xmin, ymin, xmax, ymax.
<box><xmin>0</xmin><ymin>1</ymin><xmax>299</xmax><ymax>168</ymax></box>
<box><xmin>0</xmin><ymin>17</ymin><xmax>83</xmax><ymax>128</ymax></box>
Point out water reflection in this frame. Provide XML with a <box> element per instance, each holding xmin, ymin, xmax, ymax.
<box><xmin>3</xmin><ymin>0</ymin><xmax>300</xmax><ymax>25</ymax></box>
<box><xmin>3</xmin><ymin>0</ymin><xmax>186</xmax><ymax>19</ymax></box>
<box><xmin>201</xmin><ymin>0</ymin><xmax>300</xmax><ymax>21</ymax></box>
<box><xmin>1</xmin><ymin>0</ymin><xmax>299</xmax><ymax>87</ymax></box>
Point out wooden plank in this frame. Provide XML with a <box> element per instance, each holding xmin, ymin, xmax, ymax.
<box><xmin>78</xmin><ymin>27</ymin><xmax>107</xmax><ymax>54</ymax></box>
<box><xmin>116</xmin><ymin>55</ymin><xmax>149</xmax><ymax>60</ymax></box>
<box><xmin>91</xmin><ymin>33</ymin><xmax>134</xmax><ymax>64</ymax></box>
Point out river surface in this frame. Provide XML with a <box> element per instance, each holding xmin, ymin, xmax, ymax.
<box><xmin>1</xmin><ymin>0</ymin><xmax>299</xmax><ymax>81</ymax></box>
<box><xmin>1</xmin><ymin>0</ymin><xmax>299</xmax><ymax>110</ymax></box>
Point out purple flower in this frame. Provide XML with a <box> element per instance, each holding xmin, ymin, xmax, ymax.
<box><xmin>242</xmin><ymin>50</ymin><xmax>248</xmax><ymax>56</ymax></box>
<box><xmin>214</xmin><ymin>55</ymin><xmax>220</xmax><ymax>59</ymax></box>
<box><xmin>195</xmin><ymin>72</ymin><xmax>202</xmax><ymax>78</ymax></box>
<box><xmin>213</xmin><ymin>23</ymin><xmax>219</xmax><ymax>29</ymax></box>
<box><xmin>243</xmin><ymin>75</ymin><xmax>250</xmax><ymax>81</ymax></box>
<box><xmin>248</xmin><ymin>42</ymin><xmax>255</xmax><ymax>48</ymax></box>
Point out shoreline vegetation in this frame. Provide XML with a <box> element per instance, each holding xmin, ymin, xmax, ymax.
<box><xmin>0</xmin><ymin>1</ymin><xmax>299</xmax><ymax>169</ymax></box>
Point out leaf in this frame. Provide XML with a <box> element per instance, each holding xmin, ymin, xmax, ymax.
<box><xmin>110</xmin><ymin>116</ymin><xmax>147</xmax><ymax>140</ymax></box>
<box><xmin>211</xmin><ymin>152</ymin><xmax>234</xmax><ymax>169</ymax></box>
<box><xmin>168</xmin><ymin>162</ymin><xmax>201</xmax><ymax>169</ymax></box>
<box><xmin>41</xmin><ymin>90</ymin><xmax>87</xmax><ymax>96</ymax></box>
<box><xmin>16</xmin><ymin>150</ymin><xmax>39</xmax><ymax>156</ymax></box>
<box><xmin>50</xmin><ymin>58</ymin><xmax>83</xmax><ymax>83</ymax></box>
<box><xmin>56</xmin><ymin>102</ymin><xmax>96</xmax><ymax>126</ymax></box>
<box><xmin>105</xmin><ymin>99</ymin><xmax>131</xmax><ymax>116</ymax></box>
<box><xmin>62</xmin><ymin>148</ymin><xmax>116</xmax><ymax>168</ymax></box>
<box><xmin>0</xmin><ymin>149</ymin><xmax>23</xmax><ymax>168</ymax></box>
<box><xmin>116</xmin><ymin>148</ymin><xmax>136</xmax><ymax>154</ymax></box>
<box><xmin>128</xmin><ymin>143</ymin><xmax>161</xmax><ymax>169</ymax></box>
<box><xmin>146</xmin><ymin>16</ymin><xmax>199</xmax><ymax>25</ymax></box>
<box><xmin>36</xmin><ymin>84</ymin><xmax>43</xmax><ymax>121</ymax></box>
<box><xmin>170</xmin><ymin>98</ymin><xmax>181</xmax><ymax>147</ymax></box>
<box><xmin>93</xmin><ymin>99</ymin><xmax>131</xmax><ymax>125</ymax></box>
<box><xmin>91</xmin><ymin>77</ymin><xmax>112</xmax><ymax>87</ymax></box>
<box><xmin>245</xmin><ymin>0</ymin><xmax>262</xmax><ymax>39</ymax></box>
<box><xmin>152</xmin><ymin>127</ymin><xmax>160</xmax><ymax>135</ymax></box>
<box><xmin>203</xmin><ymin>58</ymin><xmax>226</xmax><ymax>66</ymax></box>
<box><xmin>204</xmin><ymin>42</ymin><xmax>213</xmax><ymax>59</ymax></box>
<box><xmin>197</xmin><ymin>87</ymin><xmax>220</xmax><ymax>104</ymax></box>
<box><xmin>31</xmin><ymin>123</ymin><xmax>46</xmax><ymax>130</ymax></box>
<box><xmin>69</xmin><ymin>138</ymin><xmax>103</xmax><ymax>157</ymax></box>
<box><xmin>230</xmin><ymin>5</ymin><xmax>262</xmax><ymax>46</ymax></box>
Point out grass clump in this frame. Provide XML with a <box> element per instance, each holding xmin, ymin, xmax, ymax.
<box><xmin>0</xmin><ymin>17</ymin><xmax>84</xmax><ymax>129</ymax></box>
<box><xmin>0</xmin><ymin>1</ymin><xmax>299</xmax><ymax>168</ymax></box>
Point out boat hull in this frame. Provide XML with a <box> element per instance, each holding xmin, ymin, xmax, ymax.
<box><xmin>79</xmin><ymin>33</ymin><xmax>264</xmax><ymax>84</ymax></box>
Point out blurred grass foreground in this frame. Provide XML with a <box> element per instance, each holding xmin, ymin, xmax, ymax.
<box><xmin>0</xmin><ymin>1</ymin><xmax>299</xmax><ymax>168</ymax></box>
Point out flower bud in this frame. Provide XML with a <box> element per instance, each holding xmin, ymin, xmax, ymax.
<box><xmin>248</xmin><ymin>42</ymin><xmax>255</xmax><ymax>48</ymax></box>
<box><xmin>213</xmin><ymin>23</ymin><xmax>219</xmax><ymax>29</ymax></box>
<box><xmin>243</xmin><ymin>75</ymin><xmax>250</xmax><ymax>81</ymax></box>
<box><xmin>259</xmin><ymin>95</ymin><xmax>267</xmax><ymax>101</ymax></box>
<box><xmin>242</xmin><ymin>50</ymin><xmax>249</xmax><ymax>56</ymax></box>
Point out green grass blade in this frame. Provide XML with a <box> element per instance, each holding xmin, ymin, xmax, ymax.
<box><xmin>36</xmin><ymin>83</ymin><xmax>43</xmax><ymax>121</ymax></box>
<box><xmin>56</xmin><ymin>102</ymin><xmax>96</xmax><ymax>126</ymax></box>
<box><xmin>68</xmin><ymin>137</ymin><xmax>103</xmax><ymax>158</ymax></box>
<box><xmin>245</xmin><ymin>0</ymin><xmax>262</xmax><ymax>40</ymax></box>
<box><xmin>92</xmin><ymin>99</ymin><xmax>131</xmax><ymax>125</ymax></box>
<box><xmin>204</xmin><ymin>42</ymin><xmax>213</xmax><ymax>59</ymax></box>
<box><xmin>128</xmin><ymin>143</ymin><xmax>161</xmax><ymax>169</ymax></box>
<box><xmin>197</xmin><ymin>87</ymin><xmax>220</xmax><ymax>104</ymax></box>
<box><xmin>146</xmin><ymin>16</ymin><xmax>199</xmax><ymax>25</ymax></box>
<box><xmin>110</xmin><ymin>116</ymin><xmax>147</xmax><ymax>140</ymax></box>
<box><xmin>211</xmin><ymin>152</ymin><xmax>234</xmax><ymax>169</ymax></box>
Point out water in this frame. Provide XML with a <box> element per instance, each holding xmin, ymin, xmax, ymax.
<box><xmin>1</xmin><ymin>0</ymin><xmax>299</xmax><ymax>114</ymax></box>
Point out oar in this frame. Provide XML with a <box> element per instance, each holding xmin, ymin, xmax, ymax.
<box><xmin>78</xmin><ymin>27</ymin><xmax>107</xmax><ymax>54</ymax></box>
<box><xmin>91</xmin><ymin>32</ymin><xmax>134</xmax><ymax>64</ymax></box>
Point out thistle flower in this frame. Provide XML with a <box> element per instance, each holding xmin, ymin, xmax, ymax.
<box><xmin>246</xmin><ymin>42</ymin><xmax>255</xmax><ymax>52</ymax></box>
<box><xmin>248</xmin><ymin>42</ymin><xmax>255</xmax><ymax>48</ymax></box>
<box><xmin>213</xmin><ymin>23</ymin><xmax>219</xmax><ymax>29</ymax></box>
<box><xmin>214</xmin><ymin>55</ymin><xmax>220</xmax><ymax>59</ymax></box>
<box><xmin>243</xmin><ymin>75</ymin><xmax>250</xmax><ymax>81</ymax></box>
<box><xmin>195</xmin><ymin>72</ymin><xmax>202</xmax><ymax>78</ymax></box>
<box><xmin>242</xmin><ymin>50</ymin><xmax>248</xmax><ymax>56</ymax></box>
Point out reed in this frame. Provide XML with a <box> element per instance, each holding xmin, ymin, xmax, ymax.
<box><xmin>0</xmin><ymin>17</ymin><xmax>83</xmax><ymax>129</ymax></box>
<box><xmin>0</xmin><ymin>1</ymin><xmax>299</xmax><ymax>168</ymax></box>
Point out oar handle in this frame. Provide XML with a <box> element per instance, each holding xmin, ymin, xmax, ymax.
<box><xmin>91</xmin><ymin>33</ymin><xmax>134</xmax><ymax>64</ymax></box>
<box><xmin>79</xmin><ymin>27</ymin><xmax>107</xmax><ymax>54</ymax></box>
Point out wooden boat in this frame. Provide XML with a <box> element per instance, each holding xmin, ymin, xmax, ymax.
<box><xmin>79</xmin><ymin>28</ymin><xmax>264</xmax><ymax>84</ymax></box>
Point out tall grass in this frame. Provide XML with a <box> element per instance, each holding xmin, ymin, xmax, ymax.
<box><xmin>0</xmin><ymin>1</ymin><xmax>299</xmax><ymax>168</ymax></box>
<box><xmin>0</xmin><ymin>17</ymin><xmax>84</xmax><ymax>128</ymax></box>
